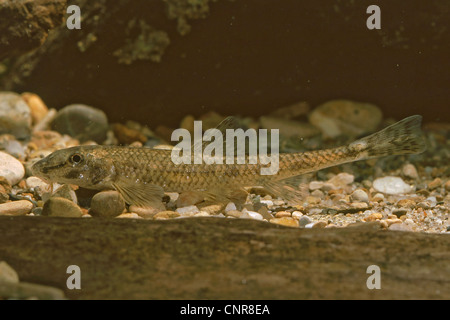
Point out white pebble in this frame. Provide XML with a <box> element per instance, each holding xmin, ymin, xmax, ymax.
<box><xmin>350</xmin><ymin>189</ymin><xmax>369</xmax><ymax>203</ymax></box>
<box><xmin>224</xmin><ymin>202</ymin><xmax>237</xmax><ymax>212</ymax></box>
<box><xmin>26</xmin><ymin>176</ymin><xmax>49</xmax><ymax>189</ymax></box>
<box><xmin>176</xmin><ymin>205</ymin><xmax>199</xmax><ymax>214</ymax></box>
<box><xmin>240</xmin><ymin>209</ymin><xmax>263</xmax><ymax>220</ymax></box>
<box><xmin>260</xmin><ymin>199</ymin><xmax>273</xmax><ymax>207</ymax></box>
<box><xmin>0</xmin><ymin>151</ymin><xmax>25</xmax><ymax>185</ymax></box>
<box><xmin>373</xmin><ymin>176</ymin><xmax>413</xmax><ymax>195</ymax></box>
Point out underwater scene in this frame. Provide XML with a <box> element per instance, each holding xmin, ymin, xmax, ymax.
<box><xmin>0</xmin><ymin>0</ymin><xmax>448</xmax><ymax>301</ymax></box>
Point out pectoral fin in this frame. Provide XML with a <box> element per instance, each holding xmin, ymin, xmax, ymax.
<box><xmin>112</xmin><ymin>177</ymin><xmax>164</xmax><ymax>207</ymax></box>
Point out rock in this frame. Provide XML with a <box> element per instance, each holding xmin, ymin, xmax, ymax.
<box><xmin>153</xmin><ymin>211</ymin><xmax>181</xmax><ymax>219</ymax></box>
<box><xmin>308</xmin><ymin>99</ymin><xmax>382</xmax><ymax>138</ymax></box>
<box><xmin>199</xmin><ymin>204</ymin><xmax>222</xmax><ymax>215</ymax></box>
<box><xmin>0</xmin><ymin>151</ymin><xmax>25</xmax><ymax>185</ymax></box>
<box><xmin>129</xmin><ymin>203</ymin><xmax>164</xmax><ymax>219</ymax></box>
<box><xmin>0</xmin><ymin>261</ymin><xmax>19</xmax><ymax>283</ymax></box>
<box><xmin>51</xmin><ymin>104</ymin><xmax>108</xmax><ymax>143</ymax></box>
<box><xmin>21</xmin><ymin>92</ymin><xmax>49</xmax><ymax>125</ymax></box>
<box><xmin>194</xmin><ymin>211</ymin><xmax>210</xmax><ymax>217</ymax></box>
<box><xmin>90</xmin><ymin>191</ymin><xmax>125</xmax><ymax>218</ymax></box>
<box><xmin>373</xmin><ymin>176</ymin><xmax>413</xmax><ymax>195</ymax></box>
<box><xmin>311</xmin><ymin>189</ymin><xmax>324</xmax><ymax>199</ymax></box>
<box><xmin>427</xmin><ymin>178</ymin><xmax>442</xmax><ymax>190</ymax></box>
<box><xmin>257</xmin><ymin>206</ymin><xmax>273</xmax><ymax>220</ymax></box>
<box><xmin>350</xmin><ymin>202</ymin><xmax>369</xmax><ymax>210</ymax></box>
<box><xmin>116</xmin><ymin>213</ymin><xmax>142</xmax><ymax>219</ymax></box>
<box><xmin>270</xmin><ymin>217</ymin><xmax>299</xmax><ymax>227</ymax></box>
<box><xmin>327</xmin><ymin>173</ymin><xmax>354</xmax><ymax>189</ymax></box>
<box><xmin>0</xmin><ymin>135</ymin><xmax>25</xmax><ymax>159</ymax></box>
<box><xmin>0</xmin><ymin>177</ymin><xmax>11</xmax><ymax>204</ymax></box>
<box><xmin>298</xmin><ymin>215</ymin><xmax>312</xmax><ymax>227</ymax></box>
<box><xmin>260</xmin><ymin>199</ymin><xmax>273</xmax><ymax>207</ymax></box>
<box><xmin>350</xmin><ymin>189</ymin><xmax>369</xmax><ymax>203</ymax></box>
<box><xmin>274</xmin><ymin>211</ymin><xmax>291</xmax><ymax>218</ymax></box>
<box><xmin>372</xmin><ymin>193</ymin><xmax>384</xmax><ymax>202</ymax></box>
<box><xmin>176</xmin><ymin>205</ymin><xmax>199</xmax><ymax>215</ymax></box>
<box><xmin>25</xmin><ymin>176</ymin><xmax>49</xmax><ymax>190</ymax></box>
<box><xmin>259</xmin><ymin>116</ymin><xmax>320</xmax><ymax>138</ymax></box>
<box><xmin>51</xmin><ymin>184</ymin><xmax>77</xmax><ymax>204</ymax></box>
<box><xmin>305</xmin><ymin>196</ymin><xmax>321</xmax><ymax>205</ymax></box>
<box><xmin>308</xmin><ymin>181</ymin><xmax>324</xmax><ymax>191</ymax></box>
<box><xmin>365</xmin><ymin>212</ymin><xmax>383</xmax><ymax>221</ymax></box>
<box><xmin>268</xmin><ymin>101</ymin><xmax>310</xmax><ymax>119</ymax></box>
<box><xmin>401</xmin><ymin>163</ymin><xmax>419</xmax><ymax>180</ymax></box>
<box><xmin>176</xmin><ymin>191</ymin><xmax>204</xmax><ymax>207</ymax></box>
<box><xmin>224</xmin><ymin>210</ymin><xmax>242</xmax><ymax>218</ymax></box>
<box><xmin>311</xmin><ymin>221</ymin><xmax>328</xmax><ymax>228</ymax></box>
<box><xmin>41</xmin><ymin>197</ymin><xmax>83</xmax><ymax>218</ymax></box>
<box><xmin>0</xmin><ymin>200</ymin><xmax>33</xmax><ymax>216</ymax></box>
<box><xmin>389</xmin><ymin>223</ymin><xmax>413</xmax><ymax>232</ymax></box>
<box><xmin>224</xmin><ymin>202</ymin><xmax>237</xmax><ymax>212</ymax></box>
<box><xmin>445</xmin><ymin>180</ymin><xmax>450</xmax><ymax>192</ymax></box>
<box><xmin>291</xmin><ymin>211</ymin><xmax>303</xmax><ymax>219</ymax></box>
<box><xmin>396</xmin><ymin>198</ymin><xmax>416</xmax><ymax>209</ymax></box>
<box><xmin>240</xmin><ymin>210</ymin><xmax>263</xmax><ymax>221</ymax></box>
<box><xmin>0</xmin><ymin>92</ymin><xmax>32</xmax><ymax>139</ymax></box>
<box><xmin>112</xmin><ymin>123</ymin><xmax>147</xmax><ymax>145</ymax></box>
<box><xmin>180</xmin><ymin>115</ymin><xmax>195</xmax><ymax>133</ymax></box>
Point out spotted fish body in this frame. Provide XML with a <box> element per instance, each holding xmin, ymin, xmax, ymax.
<box><xmin>31</xmin><ymin>115</ymin><xmax>426</xmax><ymax>206</ymax></box>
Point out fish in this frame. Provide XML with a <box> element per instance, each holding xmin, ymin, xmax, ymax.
<box><xmin>31</xmin><ymin>115</ymin><xmax>427</xmax><ymax>207</ymax></box>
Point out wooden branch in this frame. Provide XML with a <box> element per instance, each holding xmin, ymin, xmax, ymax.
<box><xmin>0</xmin><ymin>216</ymin><xmax>448</xmax><ymax>299</ymax></box>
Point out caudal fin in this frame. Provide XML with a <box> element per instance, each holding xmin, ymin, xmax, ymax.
<box><xmin>349</xmin><ymin>115</ymin><xmax>427</xmax><ymax>159</ymax></box>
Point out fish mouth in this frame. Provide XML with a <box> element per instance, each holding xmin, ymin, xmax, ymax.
<box><xmin>31</xmin><ymin>158</ymin><xmax>64</xmax><ymax>176</ymax></box>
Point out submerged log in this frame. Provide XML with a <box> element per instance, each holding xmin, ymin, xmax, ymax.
<box><xmin>0</xmin><ymin>216</ymin><xmax>448</xmax><ymax>299</ymax></box>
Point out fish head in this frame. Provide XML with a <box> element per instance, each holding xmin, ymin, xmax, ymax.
<box><xmin>31</xmin><ymin>145</ymin><xmax>115</xmax><ymax>189</ymax></box>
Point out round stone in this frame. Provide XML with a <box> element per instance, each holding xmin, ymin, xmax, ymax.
<box><xmin>0</xmin><ymin>200</ymin><xmax>33</xmax><ymax>216</ymax></box>
<box><xmin>90</xmin><ymin>190</ymin><xmax>125</xmax><ymax>218</ymax></box>
<box><xmin>0</xmin><ymin>151</ymin><xmax>25</xmax><ymax>185</ymax></box>
<box><xmin>0</xmin><ymin>92</ymin><xmax>32</xmax><ymax>139</ymax></box>
<box><xmin>42</xmin><ymin>197</ymin><xmax>83</xmax><ymax>218</ymax></box>
<box><xmin>373</xmin><ymin>176</ymin><xmax>413</xmax><ymax>195</ymax></box>
<box><xmin>350</xmin><ymin>189</ymin><xmax>369</xmax><ymax>203</ymax></box>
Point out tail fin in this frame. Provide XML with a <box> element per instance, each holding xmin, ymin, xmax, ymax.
<box><xmin>349</xmin><ymin>115</ymin><xmax>427</xmax><ymax>159</ymax></box>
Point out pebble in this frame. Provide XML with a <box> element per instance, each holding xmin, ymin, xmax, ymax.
<box><xmin>350</xmin><ymin>189</ymin><xmax>369</xmax><ymax>203</ymax></box>
<box><xmin>259</xmin><ymin>116</ymin><xmax>320</xmax><ymax>138</ymax></box>
<box><xmin>270</xmin><ymin>217</ymin><xmax>299</xmax><ymax>227</ymax></box>
<box><xmin>257</xmin><ymin>206</ymin><xmax>273</xmax><ymax>220</ymax></box>
<box><xmin>298</xmin><ymin>215</ymin><xmax>313</xmax><ymax>227</ymax></box>
<box><xmin>41</xmin><ymin>197</ymin><xmax>83</xmax><ymax>218</ymax></box>
<box><xmin>392</xmin><ymin>209</ymin><xmax>407</xmax><ymax>218</ymax></box>
<box><xmin>0</xmin><ymin>135</ymin><xmax>25</xmax><ymax>159</ymax></box>
<box><xmin>116</xmin><ymin>213</ymin><xmax>141</xmax><ymax>219</ymax></box>
<box><xmin>427</xmin><ymin>178</ymin><xmax>442</xmax><ymax>190</ymax></box>
<box><xmin>199</xmin><ymin>204</ymin><xmax>222</xmax><ymax>214</ymax></box>
<box><xmin>176</xmin><ymin>191</ymin><xmax>204</xmax><ymax>207</ymax></box>
<box><xmin>0</xmin><ymin>92</ymin><xmax>32</xmax><ymax>139</ymax></box>
<box><xmin>0</xmin><ymin>200</ymin><xmax>33</xmax><ymax>216</ymax></box>
<box><xmin>327</xmin><ymin>173</ymin><xmax>354</xmax><ymax>189</ymax></box>
<box><xmin>350</xmin><ymin>202</ymin><xmax>369</xmax><ymax>210</ymax></box>
<box><xmin>224</xmin><ymin>202</ymin><xmax>237</xmax><ymax>212</ymax></box>
<box><xmin>274</xmin><ymin>211</ymin><xmax>291</xmax><ymax>218</ymax></box>
<box><xmin>445</xmin><ymin>180</ymin><xmax>450</xmax><ymax>192</ymax></box>
<box><xmin>308</xmin><ymin>181</ymin><xmax>324</xmax><ymax>191</ymax></box>
<box><xmin>0</xmin><ymin>261</ymin><xmax>19</xmax><ymax>283</ymax></box>
<box><xmin>89</xmin><ymin>191</ymin><xmax>125</xmax><ymax>218</ymax></box>
<box><xmin>25</xmin><ymin>176</ymin><xmax>49</xmax><ymax>190</ymax></box>
<box><xmin>291</xmin><ymin>211</ymin><xmax>303</xmax><ymax>219</ymax></box>
<box><xmin>240</xmin><ymin>210</ymin><xmax>263</xmax><ymax>220</ymax></box>
<box><xmin>308</xmin><ymin>100</ymin><xmax>382</xmax><ymax>138</ymax></box>
<box><xmin>365</xmin><ymin>212</ymin><xmax>383</xmax><ymax>221</ymax></box>
<box><xmin>373</xmin><ymin>176</ymin><xmax>413</xmax><ymax>195</ymax></box>
<box><xmin>112</xmin><ymin>123</ymin><xmax>147</xmax><ymax>145</ymax></box>
<box><xmin>21</xmin><ymin>92</ymin><xmax>48</xmax><ymax>125</ymax></box>
<box><xmin>0</xmin><ymin>151</ymin><xmax>25</xmax><ymax>185</ymax></box>
<box><xmin>306</xmin><ymin>196</ymin><xmax>321</xmax><ymax>204</ymax></box>
<box><xmin>51</xmin><ymin>104</ymin><xmax>109</xmax><ymax>143</ymax></box>
<box><xmin>389</xmin><ymin>223</ymin><xmax>413</xmax><ymax>232</ymax></box>
<box><xmin>153</xmin><ymin>211</ymin><xmax>181</xmax><ymax>219</ymax></box>
<box><xmin>225</xmin><ymin>210</ymin><xmax>242</xmax><ymax>218</ymax></box>
<box><xmin>401</xmin><ymin>163</ymin><xmax>419</xmax><ymax>180</ymax></box>
<box><xmin>129</xmin><ymin>203</ymin><xmax>164</xmax><ymax>218</ymax></box>
<box><xmin>396</xmin><ymin>198</ymin><xmax>416</xmax><ymax>209</ymax></box>
<box><xmin>311</xmin><ymin>221</ymin><xmax>328</xmax><ymax>228</ymax></box>
<box><xmin>51</xmin><ymin>184</ymin><xmax>77</xmax><ymax>204</ymax></box>
<box><xmin>180</xmin><ymin>115</ymin><xmax>195</xmax><ymax>133</ymax></box>
<box><xmin>176</xmin><ymin>205</ymin><xmax>199</xmax><ymax>215</ymax></box>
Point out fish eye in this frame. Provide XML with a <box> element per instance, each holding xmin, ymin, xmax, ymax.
<box><xmin>69</xmin><ymin>153</ymin><xmax>83</xmax><ymax>164</ymax></box>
